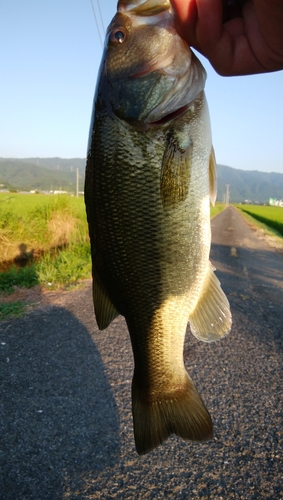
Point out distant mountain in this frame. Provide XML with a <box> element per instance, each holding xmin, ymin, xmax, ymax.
<box><xmin>0</xmin><ymin>158</ymin><xmax>282</xmax><ymax>203</ymax></box>
<box><xmin>15</xmin><ymin>157</ymin><xmax>86</xmax><ymax>172</ymax></box>
<box><xmin>0</xmin><ymin>158</ymin><xmax>85</xmax><ymax>192</ymax></box>
<box><xmin>217</xmin><ymin>165</ymin><xmax>283</xmax><ymax>203</ymax></box>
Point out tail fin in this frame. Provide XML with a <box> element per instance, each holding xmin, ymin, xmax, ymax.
<box><xmin>132</xmin><ymin>375</ymin><xmax>213</xmax><ymax>455</ymax></box>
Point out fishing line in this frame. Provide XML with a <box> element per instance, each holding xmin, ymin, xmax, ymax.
<box><xmin>89</xmin><ymin>0</ymin><xmax>103</xmax><ymax>47</ymax></box>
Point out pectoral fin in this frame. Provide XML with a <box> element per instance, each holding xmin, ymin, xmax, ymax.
<box><xmin>209</xmin><ymin>147</ymin><xmax>217</xmax><ymax>206</ymax></box>
<box><xmin>160</xmin><ymin>132</ymin><xmax>193</xmax><ymax>208</ymax></box>
<box><xmin>93</xmin><ymin>273</ymin><xmax>119</xmax><ymax>330</ymax></box>
<box><xmin>189</xmin><ymin>263</ymin><xmax>231</xmax><ymax>342</ymax></box>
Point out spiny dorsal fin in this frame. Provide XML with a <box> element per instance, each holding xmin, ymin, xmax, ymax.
<box><xmin>160</xmin><ymin>132</ymin><xmax>193</xmax><ymax>208</ymax></box>
<box><xmin>93</xmin><ymin>273</ymin><xmax>119</xmax><ymax>330</ymax></box>
<box><xmin>189</xmin><ymin>263</ymin><xmax>231</xmax><ymax>342</ymax></box>
<box><xmin>209</xmin><ymin>147</ymin><xmax>217</xmax><ymax>206</ymax></box>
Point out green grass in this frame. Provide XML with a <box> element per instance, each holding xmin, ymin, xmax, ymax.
<box><xmin>0</xmin><ymin>301</ymin><xmax>29</xmax><ymax>321</ymax></box>
<box><xmin>0</xmin><ymin>192</ymin><xmax>85</xmax><ymax>214</ymax></box>
<box><xmin>0</xmin><ymin>265</ymin><xmax>39</xmax><ymax>294</ymax></box>
<box><xmin>0</xmin><ymin>194</ymin><xmax>91</xmax><ymax>319</ymax></box>
<box><xmin>0</xmin><ymin>243</ymin><xmax>91</xmax><ymax>293</ymax></box>
<box><xmin>236</xmin><ymin>205</ymin><xmax>283</xmax><ymax>237</ymax></box>
<box><xmin>0</xmin><ymin>193</ymin><xmax>88</xmax><ymax>262</ymax></box>
<box><xmin>211</xmin><ymin>203</ymin><xmax>225</xmax><ymax>218</ymax></box>
<box><xmin>36</xmin><ymin>241</ymin><xmax>92</xmax><ymax>289</ymax></box>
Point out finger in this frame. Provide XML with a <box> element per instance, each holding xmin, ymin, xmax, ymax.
<box><xmin>170</xmin><ymin>0</ymin><xmax>198</xmax><ymax>45</ymax></box>
<box><xmin>193</xmin><ymin>0</ymin><xmax>225</xmax><ymax>49</ymax></box>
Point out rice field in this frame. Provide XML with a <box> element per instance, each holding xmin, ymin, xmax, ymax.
<box><xmin>236</xmin><ymin>204</ymin><xmax>283</xmax><ymax>236</ymax></box>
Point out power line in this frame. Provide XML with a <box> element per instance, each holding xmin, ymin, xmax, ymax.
<box><xmin>89</xmin><ymin>0</ymin><xmax>103</xmax><ymax>47</ymax></box>
<box><xmin>95</xmin><ymin>0</ymin><xmax>105</xmax><ymax>34</ymax></box>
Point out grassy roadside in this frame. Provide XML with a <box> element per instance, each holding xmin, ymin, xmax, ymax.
<box><xmin>0</xmin><ymin>194</ymin><xmax>91</xmax><ymax>320</ymax></box>
<box><xmin>0</xmin><ymin>244</ymin><xmax>92</xmax><ymax>320</ymax></box>
<box><xmin>210</xmin><ymin>203</ymin><xmax>225</xmax><ymax>218</ymax></box>
<box><xmin>0</xmin><ymin>193</ymin><xmax>88</xmax><ymax>262</ymax></box>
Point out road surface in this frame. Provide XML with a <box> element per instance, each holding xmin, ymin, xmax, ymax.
<box><xmin>1</xmin><ymin>206</ymin><xmax>282</xmax><ymax>499</ymax></box>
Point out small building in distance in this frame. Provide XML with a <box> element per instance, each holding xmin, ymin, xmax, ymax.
<box><xmin>269</xmin><ymin>198</ymin><xmax>283</xmax><ymax>207</ymax></box>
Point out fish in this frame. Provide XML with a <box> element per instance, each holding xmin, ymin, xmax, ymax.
<box><xmin>85</xmin><ymin>0</ymin><xmax>232</xmax><ymax>455</ymax></box>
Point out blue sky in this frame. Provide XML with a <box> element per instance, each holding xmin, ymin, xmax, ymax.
<box><xmin>1</xmin><ymin>0</ymin><xmax>283</xmax><ymax>173</ymax></box>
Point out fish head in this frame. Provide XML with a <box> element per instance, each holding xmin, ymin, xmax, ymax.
<box><xmin>97</xmin><ymin>0</ymin><xmax>206</xmax><ymax>127</ymax></box>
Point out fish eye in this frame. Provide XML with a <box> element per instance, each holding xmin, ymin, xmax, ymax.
<box><xmin>109</xmin><ymin>28</ymin><xmax>126</xmax><ymax>45</ymax></box>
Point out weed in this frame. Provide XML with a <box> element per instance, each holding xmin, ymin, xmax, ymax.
<box><xmin>0</xmin><ymin>266</ymin><xmax>39</xmax><ymax>294</ymax></box>
<box><xmin>36</xmin><ymin>242</ymin><xmax>91</xmax><ymax>288</ymax></box>
<box><xmin>211</xmin><ymin>203</ymin><xmax>225</xmax><ymax>218</ymax></box>
<box><xmin>0</xmin><ymin>193</ymin><xmax>88</xmax><ymax>263</ymax></box>
<box><xmin>0</xmin><ymin>301</ymin><xmax>29</xmax><ymax>320</ymax></box>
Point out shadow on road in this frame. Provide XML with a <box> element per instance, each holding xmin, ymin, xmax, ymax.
<box><xmin>1</xmin><ymin>305</ymin><xmax>120</xmax><ymax>499</ymax></box>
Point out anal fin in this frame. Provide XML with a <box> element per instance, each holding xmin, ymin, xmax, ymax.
<box><xmin>93</xmin><ymin>273</ymin><xmax>119</xmax><ymax>330</ymax></box>
<box><xmin>189</xmin><ymin>263</ymin><xmax>232</xmax><ymax>342</ymax></box>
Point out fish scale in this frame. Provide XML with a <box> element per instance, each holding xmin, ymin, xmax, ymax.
<box><xmin>85</xmin><ymin>0</ymin><xmax>231</xmax><ymax>454</ymax></box>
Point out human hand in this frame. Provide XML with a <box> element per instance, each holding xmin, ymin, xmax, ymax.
<box><xmin>170</xmin><ymin>0</ymin><xmax>283</xmax><ymax>76</ymax></box>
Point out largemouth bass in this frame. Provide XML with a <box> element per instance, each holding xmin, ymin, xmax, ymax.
<box><xmin>85</xmin><ymin>0</ymin><xmax>232</xmax><ymax>455</ymax></box>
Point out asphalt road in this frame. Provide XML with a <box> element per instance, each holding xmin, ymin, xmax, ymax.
<box><xmin>1</xmin><ymin>206</ymin><xmax>282</xmax><ymax>499</ymax></box>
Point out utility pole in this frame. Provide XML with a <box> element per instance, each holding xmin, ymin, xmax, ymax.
<box><xmin>225</xmin><ymin>184</ymin><xmax>230</xmax><ymax>206</ymax></box>
<box><xmin>76</xmin><ymin>168</ymin><xmax>79</xmax><ymax>198</ymax></box>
